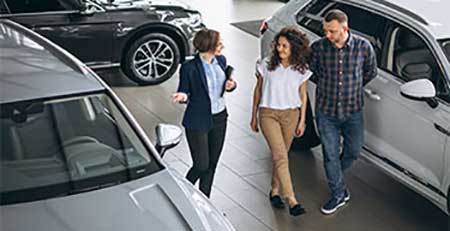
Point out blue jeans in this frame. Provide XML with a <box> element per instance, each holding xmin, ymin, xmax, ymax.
<box><xmin>316</xmin><ymin>110</ymin><xmax>364</xmax><ymax>199</ymax></box>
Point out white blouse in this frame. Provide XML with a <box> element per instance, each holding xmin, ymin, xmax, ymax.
<box><xmin>256</xmin><ymin>58</ymin><xmax>311</xmax><ymax>110</ymax></box>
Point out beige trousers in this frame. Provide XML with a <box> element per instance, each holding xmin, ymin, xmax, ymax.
<box><xmin>259</xmin><ymin>107</ymin><xmax>299</xmax><ymax>198</ymax></box>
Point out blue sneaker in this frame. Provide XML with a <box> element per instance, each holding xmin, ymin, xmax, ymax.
<box><xmin>321</xmin><ymin>197</ymin><xmax>346</xmax><ymax>215</ymax></box>
<box><xmin>344</xmin><ymin>189</ymin><xmax>350</xmax><ymax>202</ymax></box>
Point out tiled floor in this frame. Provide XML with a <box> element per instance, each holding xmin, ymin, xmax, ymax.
<box><xmin>98</xmin><ymin>1</ymin><xmax>449</xmax><ymax>230</ymax></box>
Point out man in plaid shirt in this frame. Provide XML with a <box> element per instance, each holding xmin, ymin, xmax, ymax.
<box><xmin>310</xmin><ymin>9</ymin><xmax>377</xmax><ymax>215</ymax></box>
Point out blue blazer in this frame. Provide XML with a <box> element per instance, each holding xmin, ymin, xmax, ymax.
<box><xmin>177</xmin><ymin>54</ymin><xmax>236</xmax><ymax>131</ymax></box>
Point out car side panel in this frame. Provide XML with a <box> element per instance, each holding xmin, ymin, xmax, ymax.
<box><xmin>8</xmin><ymin>11</ymin><xmax>115</xmax><ymax>63</ymax></box>
<box><xmin>364</xmin><ymin>69</ymin><xmax>448</xmax><ymax>190</ymax></box>
<box><xmin>105</xmin><ymin>9</ymin><xmax>193</xmax><ymax>64</ymax></box>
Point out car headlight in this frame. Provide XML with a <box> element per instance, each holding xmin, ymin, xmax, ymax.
<box><xmin>170</xmin><ymin>168</ymin><xmax>235</xmax><ymax>231</ymax></box>
<box><xmin>187</xmin><ymin>12</ymin><xmax>202</xmax><ymax>28</ymax></box>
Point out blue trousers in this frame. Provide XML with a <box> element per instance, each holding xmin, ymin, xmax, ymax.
<box><xmin>316</xmin><ymin>110</ymin><xmax>364</xmax><ymax>199</ymax></box>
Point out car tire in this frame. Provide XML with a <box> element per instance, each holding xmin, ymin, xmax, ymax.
<box><xmin>290</xmin><ymin>97</ymin><xmax>321</xmax><ymax>151</ymax></box>
<box><xmin>123</xmin><ymin>33</ymin><xmax>180</xmax><ymax>85</ymax></box>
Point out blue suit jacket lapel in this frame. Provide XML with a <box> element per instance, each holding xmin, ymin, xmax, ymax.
<box><xmin>194</xmin><ymin>54</ymin><xmax>209</xmax><ymax>95</ymax></box>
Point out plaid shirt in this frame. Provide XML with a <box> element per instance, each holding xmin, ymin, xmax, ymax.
<box><xmin>310</xmin><ymin>33</ymin><xmax>377</xmax><ymax>119</ymax></box>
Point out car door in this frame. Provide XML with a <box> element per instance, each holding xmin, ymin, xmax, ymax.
<box><xmin>2</xmin><ymin>0</ymin><xmax>115</xmax><ymax>64</ymax></box>
<box><xmin>363</xmin><ymin>23</ymin><xmax>450</xmax><ymax>192</ymax></box>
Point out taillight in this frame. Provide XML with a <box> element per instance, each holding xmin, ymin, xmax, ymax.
<box><xmin>260</xmin><ymin>21</ymin><xmax>268</xmax><ymax>35</ymax></box>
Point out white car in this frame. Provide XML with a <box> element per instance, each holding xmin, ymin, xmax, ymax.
<box><xmin>0</xmin><ymin>19</ymin><xmax>235</xmax><ymax>231</ymax></box>
<box><xmin>260</xmin><ymin>0</ymin><xmax>450</xmax><ymax>215</ymax></box>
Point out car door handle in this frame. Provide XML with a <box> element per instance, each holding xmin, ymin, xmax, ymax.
<box><xmin>434</xmin><ymin>123</ymin><xmax>450</xmax><ymax>137</ymax></box>
<box><xmin>364</xmin><ymin>89</ymin><xmax>381</xmax><ymax>101</ymax></box>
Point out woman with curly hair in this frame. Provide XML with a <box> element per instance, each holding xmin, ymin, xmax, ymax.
<box><xmin>250</xmin><ymin>26</ymin><xmax>311</xmax><ymax>216</ymax></box>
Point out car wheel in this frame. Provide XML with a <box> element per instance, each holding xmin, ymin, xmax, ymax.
<box><xmin>290</xmin><ymin>97</ymin><xmax>321</xmax><ymax>151</ymax></box>
<box><xmin>124</xmin><ymin>33</ymin><xmax>180</xmax><ymax>85</ymax></box>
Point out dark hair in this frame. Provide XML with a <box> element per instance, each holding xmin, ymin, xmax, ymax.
<box><xmin>193</xmin><ymin>29</ymin><xmax>220</xmax><ymax>53</ymax></box>
<box><xmin>324</xmin><ymin>9</ymin><xmax>348</xmax><ymax>24</ymax></box>
<box><xmin>267</xmin><ymin>26</ymin><xmax>311</xmax><ymax>74</ymax></box>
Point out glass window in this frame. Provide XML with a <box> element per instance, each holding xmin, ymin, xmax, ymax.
<box><xmin>440</xmin><ymin>39</ymin><xmax>450</xmax><ymax>63</ymax></box>
<box><xmin>297</xmin><ymin>1</ymin><xmax>387</xmax><ymax>64</ymax></box>
<box><xmin>297</xmin><ymin>0</ymin><xmax>332</xmax><ymax>37</ymax></box>
<box><xmin>331</xmin><ymin>3</ymin><xmax>387</xmax><ymax>65</ymax></box>
<box><xmin>302</xmin><ymin>0</ymin><xmax>331</xmax><ymax>15</ymax></box>
<box><xmin>0</xmin><ymin>0</ymin><xmax>9</xmax><ymax>14</ymax></box>
<box><xmin>388</xmin><ymin>27</ymin><xmax>449</xmax><ymax>102</ymax></box>
<box><xmin>0</xmin><ymin>94</ymin><xmax>162</xmax><ymax>205</ymax></box>
<box><xmin>4</xmin><ymin>0</ymin><xmax>66</xmax><ymax>13</ymax></box>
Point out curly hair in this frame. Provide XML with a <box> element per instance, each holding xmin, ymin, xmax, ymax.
<box><xmin>267</xmin><ymin>27</ymin><xmax>311</xmax><ymax>74</ymax></box>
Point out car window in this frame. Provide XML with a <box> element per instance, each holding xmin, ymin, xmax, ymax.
<box><xmin>297</xmin><ymin>0</ymin><xmax>333</xmax><ymax>37</ymax></box>
<box><xmin>0</xmin><ymin>0</ymin><xmax>9</xmax><ymax>14</ymax></box>
<box><xmin>297</xmin><ymin>1</ymin><xmax>387</xmax><ymax>65</ymax></box>
<box><xmin>441</xmin><ymin>39</ymin><xmax>450</xmax><ymax>63</ymax></box>
<box><xmin>0</xmin><ymin>94</ymin><xmax>162</xmax><ymax>205</ymax></box>
<box><xmin>386</xmin><ymin>27</ymin><xmax>450</xmax><ymax>102</ymax></box>
<box><xmin>330</xmin><ymin>3</ymin><xmax>387</xmax><ymax>65</ymax></box>
<box><xmin>4</xmin><ymin>0</ymin><xmax>67</xmax><ymax>13</ymax></box>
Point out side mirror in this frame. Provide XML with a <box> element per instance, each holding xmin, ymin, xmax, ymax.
<box><xmin>400</xmin><ymin>79</ymin><xmax>438</xmax><ymax>108</ymax></box>
<box><xmin>155</xmin><ymin>124</ymin><xmax>182</xmax><ymax>157</ymax></box>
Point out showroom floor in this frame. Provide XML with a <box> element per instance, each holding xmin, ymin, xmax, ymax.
<box><xmin>98</xmin><ymin>0</ymin><xmax>449</xmax><ymax>230</ymax></box>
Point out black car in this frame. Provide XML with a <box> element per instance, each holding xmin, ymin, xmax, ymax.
<box><xmin>0</xmin><ymin>0</ymin><xmax>205</xmax><ymax>85</ymax></box>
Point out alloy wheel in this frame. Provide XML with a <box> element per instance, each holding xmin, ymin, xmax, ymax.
<box><xmin>132</xmin><ymin>39</ymin><xmax>175</xmax><ymax>81</ymax></box>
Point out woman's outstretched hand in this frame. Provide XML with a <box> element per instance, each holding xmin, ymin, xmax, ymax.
<box><xmin>172</xmin><ymin>92</ymin><xmax>188</xmax><ymax>103</ymax></box>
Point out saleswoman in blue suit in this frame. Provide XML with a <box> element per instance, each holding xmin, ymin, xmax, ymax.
<box><xmin>172</xmin><ymin>29</ymin><xmax>237</xmax><ymax>197</ymax></box>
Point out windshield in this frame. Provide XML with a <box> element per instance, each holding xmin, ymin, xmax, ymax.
<box><xmin>0</xmin><ymin>93</ymin><xmax>162</xmax><ymax>205</ymax></box>
<box><xmin>440</xmin><ymin>39</ymin><xmax>450</xmax><ymax>63</ymax></box>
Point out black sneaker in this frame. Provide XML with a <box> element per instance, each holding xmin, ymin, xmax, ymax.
<box><xmin>344</xmin><ymin>189</ymin><xmax>350</xmax><ymax>202</ymax></box>
<box><xmin>321</xmin><ymin>197</ymin><xmax>346</xmax><ymax>215</ymax></box>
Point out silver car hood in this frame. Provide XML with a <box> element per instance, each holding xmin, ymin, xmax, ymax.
<box><xmin>1</xmin><ymin>169</ymin><xmax>231</xmax><ymax>231</ymax></box>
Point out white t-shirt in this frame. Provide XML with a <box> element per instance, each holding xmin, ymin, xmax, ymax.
<box><xmin>256</xmin><ymin>58</ymin><xmax>311</xmax><ymax>110</ymax></box>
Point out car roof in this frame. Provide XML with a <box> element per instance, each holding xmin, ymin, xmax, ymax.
<box><xmin>0</xmin><ymin>20</ymin><xmax>105</xmax><ymax>104</ymax></box>
<box><xmin>371</xmin><ymin>0</ymin><xmax>450</xmax><ymax>39</ymax></box>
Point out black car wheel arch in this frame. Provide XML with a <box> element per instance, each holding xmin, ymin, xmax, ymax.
<box><xmin>122</xmin><ymin>28</ymin><xmax>185</xmax><ymax>85</ymax></box>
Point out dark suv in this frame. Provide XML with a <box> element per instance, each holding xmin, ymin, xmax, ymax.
<box><xmin>0</xmin><ymin>0</ymin><xmax>205</xmax><ymax>85</ymax></box>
